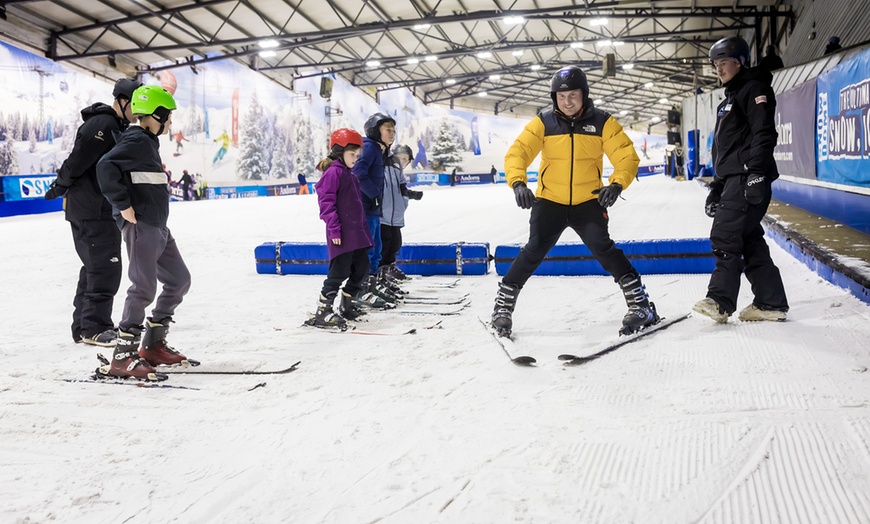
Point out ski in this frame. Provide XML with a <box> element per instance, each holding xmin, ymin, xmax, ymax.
<box><xmin>477</xmin><ymin>316</ymin><xmax>536</xmax><ymax>366</ymax></box>
<box><xmin>348</xmin><ymin>320</ymin><xmax>442</xmax><ymax>336</ymax></box>
<box><xmin>164</xmin><ymin>360</ymin><xmax>301</xmax><ymax>376</ymax></box>
<box><xmin>397</xmin><ymin>303</ymin><xmax>469</xmax><ymax>316</ymax></box>
<box><xmin>283</xmin><ymin>320</ymin><xmax>442</xmax><ymax>334</ymax></box>
<box><xmin>559</xmin><ymin>313</ymin><xmax>692</xmax><ymax>366</ymax></box>
<box><xmin>62</xmin><ymin>376</ymin><xmax>196</xmax><ymax>390</ymax></box>
<box><xmin>402</xmin><ymin>296</ymin><xmax>470</xmax><ymax>306</ymax></box>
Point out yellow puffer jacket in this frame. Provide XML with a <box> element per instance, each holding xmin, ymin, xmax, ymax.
<box><xmin>504</xmin><ymin>105</ymin><xmax>640</xmax><ymax>206</ymax></box>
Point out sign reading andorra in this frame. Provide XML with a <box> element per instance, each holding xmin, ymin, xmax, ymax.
<box><xmin>816</xmin><ymin>51</ymin><xmax>870</xmax><ymax>187</ymax></box>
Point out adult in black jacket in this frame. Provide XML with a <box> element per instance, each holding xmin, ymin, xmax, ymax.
<box><xmin>694</xmin><ymin>36</ymin><xmax>789</xmax><ymax>324</ymax></box>
<box><xmin>45</xmin><ymin>77</ymin><xmax>141</xmax><ymax>345</ymax></box>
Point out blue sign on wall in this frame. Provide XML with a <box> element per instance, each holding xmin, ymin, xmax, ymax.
<box><xmin>816</xmin><ymin>51</ymin><xmax>870</xmax><ymax>187</ymax></box>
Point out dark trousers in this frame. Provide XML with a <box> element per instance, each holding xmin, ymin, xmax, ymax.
<box><xmin>379</xmin><ymin>224</ymin><xmax>403</xmax><ymax>267</ymax></box>
<box><xmin>321</xmin><ymin>247</ymin><xmax>370</xmax><ymax>298</ymax></box>
<box><xmin>120</xmin><ymin>222</ymin><xmax>191</xmax><ymax>334</ymax></box>
<box><xmin>707</xmin><ymin>175</ymin><xmax>788</xmax><ymax>313</ymax></box>
<box><xmin>69</xmin><ymin>218</ymin><xmax>122</xmax><ymax>340</ymax></box>
<box><xmin>365</xmin><ymin>216</ymin><xmax>382</xmax><ymax>275</ymax></box>
<box><xmin>504</xmin><ymin>198</ymin><xmax>635</xmax><ymax>288</ymax></box>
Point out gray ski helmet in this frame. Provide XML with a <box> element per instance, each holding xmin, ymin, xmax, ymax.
<box><xmin>393</xmin><ymin>144</ymin><xmax>413</xmax><ymax>157</ymax></box>
<box><xmin>549</xmin><ymin>66</ymin><xmax>588</xmax><ymax>105</ymax></box>
<box><xmin>113</xmin><ymin>77</ymin><xmax>142</xmax><ymax>100</ymax></box>
<box><xmin>364</xmin><ymin>112</ymin><xmax>396</xmax><ymax>141</ymax></box>
<box><xmin>709</xmin><ymin>36</ymin><xmax>750</xmax><ymax>66</ymax></box>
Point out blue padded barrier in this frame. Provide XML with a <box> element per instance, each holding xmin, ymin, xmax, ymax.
<box><xmin>255</xmin><ymin>242</ymin><xmax>491</xmax><ymax>276</ymax></box>
<box><xmin>494</xmin><ymin>238</ymin><xmax>715</xmax><ymax>276</ymax></box>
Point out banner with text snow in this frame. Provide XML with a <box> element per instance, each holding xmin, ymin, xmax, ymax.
<box><xmin>773</xmin><ymin>79</ymin><xmax>816</xmax><ymax>180</ymax></box>
<box><xmin>816</xmin><ymin>49</ymin><xmax>870</xmax><ymax>187</ymax></box>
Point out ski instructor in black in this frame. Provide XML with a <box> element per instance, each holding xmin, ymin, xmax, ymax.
<box><xmin>45</xmin><ymin>77</ymin><xmax>142</xmax><ymax>346</ymax></box>
<box><xmin>491</xmin><ymin>65</ymin><xmax>658</xmax><ymax>338</ymax></box>
<box><xmin>693</xmin><ymin>36</ymin><xmax>788</xmax><ymax>323</ymax></box>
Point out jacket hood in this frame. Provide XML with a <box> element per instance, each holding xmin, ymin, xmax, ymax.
<box><xmin>80</xmin><ymin>102</ymin><xmax>119</xmax><ymax>121</ymax></box>
<box><xmin>725</xmin><ymin>66</ymin><xmax>773</xmax><ymax>91</ymax></box>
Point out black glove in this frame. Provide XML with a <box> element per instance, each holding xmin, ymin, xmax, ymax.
<box><xmin>595</xmin><ymin>183</ymin><xmax>622</xmax><ymax>208</ymax></box>
<box><xmin>44</xmin><ymin>180</ymin><xmax>69</xmax><ymax>200</ymax></box>
<box><xmin>744</xmin><ymin>173</ymin><xmax>766</xmax><ymax>205</ymax></box>
<box><xmin>512</xmin><ymin>181</ymin><xmax>536</xmax><ymax>209</ymax></box>
<box><xmin>705</xmin><ymin>179</ymin><xmax>724</xmax><ymax>218</ymax></box>
<box><xmin>407</xmin><ymin>190</ymin><xmax>423</xmax><ymax>200</ymax></box>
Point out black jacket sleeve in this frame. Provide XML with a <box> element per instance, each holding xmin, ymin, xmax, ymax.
<box><xmin>740</xmin><ymin>81</ymin><xmax>778</xmax><ymax>175</ymax></box>
<box><xmin>97</xmin><ymin>139</ymin><xmax>138</xmax><ymax>212</ymax></box>
<box><xmin>56</xmin><ymin>115</ymin><xmax>119</xmax><ymax>187</ymax></box>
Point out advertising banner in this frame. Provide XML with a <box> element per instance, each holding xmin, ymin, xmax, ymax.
<box><xmin>774</xmin><ymin>80</ymin><xmax>817</xmax><ymax>179</ymax></box>
<box><xmin>1</xmin><ymin>174</ymin><xmax>54</xmax><ymax>201</ymax></box>
<box><xmin>816</xmin><ymin>50</ymin><xmax>870</xmax><ymax>187</ymax></box>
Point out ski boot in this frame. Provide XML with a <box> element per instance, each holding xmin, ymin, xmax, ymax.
<box><xmin>101</xmin><ymin>330</ymin><xmax>163</xmax><ymax>381</ymax></box>
<box><xmin>377</xmin><ymin>266</ymin><xmax>406</xmax><ymax>298</ymax></box>
<box><xmin>387</xmin><ymin>264</ymin><xmax>410</xmax><ymax>281</ymax></box>
<box><xmin>81</xmin><ymin>328</ymin><xmax>118</xmax><ymax>348</ymax></box>
<box><xmin>339</xmin><ymin>290</ymin><xmax>367</xmax><ymax>320</ymax></box>
<box><xmin>738</xmin><ymin>303</ymin><xmax>787</xmax><ymax>322</ymax></box>
<box><xmin>139</xmin><ymin>318</ymin><xmax>199</xmax><ymax>367</ymax></box>
<box><xmin>692</xmin><ymin>297</ymin><xmax>730</xmax><ymax>323</ymax></box>
<box><xmin>367</xmin><ymin>274</ymin><xmax>400</xmax><ymax>304</ymax></box>
<box><xmin>619</xmin><ymin>272</ymin><xmax>660</xmax><ymax>335</ymax></box>
<box><xmin>354</xmin><ymin>290</ymin><xmax>397</xmax><ymax>310</ymax></box>
<box><xmin>305</xmin><ymin>293</ymin><xmax>348</xmax><ymax>330</ymax></box>
<box><xmin>491</xmin><ymin>281</ymin><xmax>520</xmax><ymax>337</ymax></box>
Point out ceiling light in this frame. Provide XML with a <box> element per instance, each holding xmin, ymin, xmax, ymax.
<box><xmin>425</xmin><ymin>55</ymin><xmax>438</xmax><ymax>61</ymax></box>
<box><xmin>530</xmin><ymin>64</ymin><xmax>542</xmax><ymax>71</ymax></box>
<box><xmin>622</xmin><ymin>63</ymin><xmax>634</xmax><ymax>70</ymax></box>
<box><xmin>259</xmin><ymin>39</ymin><xmax>279</xmax><ymax>48</ymax></box>
<box><xmin>570</xmin><ymin>42</ymin><xmax>585</xmax><ymax>49</ymax></box>
<box><xmin>644</xmin><ymin>82</ymin><xmax>654</xmax><ymax>88</ymax></box>
<box><xmin>612</xmin><ymin>41</ymin><xmax>625</xmax><ymax>47</ymax></box>
<box><xmin>406</xmin><ymin>57</ymin><xmax>419</xmax><ymax>65</ymax></box>
<box><xmin>488</xmin><ymin>74</ymin><xmax>501</xmax><ymax>81</ymax></box>
<box><xmin>366</xmin><ymin>60</ymin><xmax>381</xmax><ymax>67</ymax></box>
<box><xmin>478</xmin><ymin>91</ymin><xmax>488</xmax><ymax>97</ymax></box>
<box><xmin>445</xmin><ymin>78</ymin><xmax>456</xmax><ymax>85</ymax></box>
<box><xmin>594</xmin><ymin>99</ymin><xmax>603</xmax><ymax>105</ymax></box>
<box><xmin>652</xmin><ymin>116</ymin><xmax>662</xmax><ymax>123</ymax></box>
<box><xmin>258</xmin><ymin>50</ymin><xmax>276</xmax><ymax>58</ymax></box>
<box><xmin>413</xmin><ymin>24</ymin><xmax>431</xmax><ymax>30</ymax></box>
<box><xmin>597</xmin><ymin>40</ymin><xmax>613</xmax><ymax>47</ymax></box>
<box><xmin>589</xmin><ymin>18</ymin><xmax>608</xmax><ymax>26</ymax></box>
<box><xmin>503</xmin><ymin>16</ymin><xmax>525</xmax><ymax>25</ymax></box>
<box><xmin>512</xmin><ymin>50</ymin><xmax>524</xmax><ymax>57</ymax></box>
<box><xmin>659</xmin><ymin>98</ymin><xmax>669</xmax><ymax>104</ymax></box>
<box><xmin>619</xmin><ymin>110</ymin><xmax>628</xmax><ymax>115</ymax></box>
<box><xmin>477</xmin><ymin>52</ymin><xmax>492</xmax><ymax>59</ymax></box>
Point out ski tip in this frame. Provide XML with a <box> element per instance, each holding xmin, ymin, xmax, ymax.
<box><xmin>557</xmin><ymin>354</ymin><xmax>578</xmax><ymax>361</ymax></box>
<box><xmin>512</xmin><ymin>356</ymin><xmax>537</xmax><ymax>366</ymax></box>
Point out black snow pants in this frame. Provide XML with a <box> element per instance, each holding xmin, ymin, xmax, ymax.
<box><xmin>69</xmin><ymin>218</ymin><xmax>122</xmax><ymax>341</ymax></box>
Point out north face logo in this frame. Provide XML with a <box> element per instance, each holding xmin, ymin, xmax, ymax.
<box><xmin>583</xmin><ymin>125</ymin><xmax>596</xmax><ymax>133</ymax></box>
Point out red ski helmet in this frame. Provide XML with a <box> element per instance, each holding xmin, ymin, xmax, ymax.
<box><xmin>329</xmin><ymin>128</ymin><xmax>363</xmax><ymax>158</ymax></box>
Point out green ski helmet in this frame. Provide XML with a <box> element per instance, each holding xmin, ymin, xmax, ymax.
<box><xmin>132</xmin><ymin>85</ymin><xmax>176</xmax><ymax>118</ymax></box>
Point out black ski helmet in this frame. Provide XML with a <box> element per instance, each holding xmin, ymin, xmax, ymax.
<box><xmin>364</xmin><ymin>112</ymin><xmax>397</xmax><ymax>141</ymax></box>
<box><xmin>709</xmin><ymin>36</ymin><xmax>751</xmax><ymax>66</ymax></box>
<box><xmin>550</xmin><ymin>66</ymin><xmax>589</xmax><ymax>106</ymax></box>
<box><xmin>113</xmin><ymin>77</ymin><xmax>142</xmax><ymax>100</ymax></box>
<box><xmin>393</xmin><ymin>144</ymin><xmax>413</xmax><ymax>157</ymax></box>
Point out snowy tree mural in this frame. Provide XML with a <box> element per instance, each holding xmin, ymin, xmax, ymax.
<box><xmin>28</xmin><ymin>128</ymin><xmax>37</xmax><ymax>153</ymax></box>
<box><xmin>293</xmin><ymin>108</ymin><xmax>316</xmax><ymax>178</ymax></box>
<box><xmin>269</xmin><ymin>124</ymin><xmax>295</xmax><ymax>179</ymax></box>
<box><xmin>236</xmin><ymin>91</ymin><xmax>268</xmax><ymax>180</ymax></box>
<box><xmin>0</xmin><ymin>141</ymin><xmax>20</xmax><ymax>175</ymax></box>
<box><xmin>429</xmin><ymin>117</ymin><xmax>464</xmax><ymax>171</ymax></box>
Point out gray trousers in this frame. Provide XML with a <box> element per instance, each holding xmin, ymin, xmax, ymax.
<box><xmin>120</xmin><ymin>221</ymin><xmax>191</xmax><ymax>334</ymax></box>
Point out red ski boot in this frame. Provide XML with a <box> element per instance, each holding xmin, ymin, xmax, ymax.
<box><xmin>139</xmin><ymin>319</ymin><xmax>199</xmax><ymax>367</ymax></box>
<box><xmin>104</xmin><ymin>331</ymin><xmax>163</xmax><ymax>381</ymax></box>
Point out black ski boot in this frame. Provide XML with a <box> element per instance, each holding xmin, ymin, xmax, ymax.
<box><xmin>387</xmin><ymin>264</ymin><xmax>410</xmax><ymax>281</ymax></box>
<box><xmin>305</xmin><ymin>293</ymin><xmax>348</xmax><ymax>330</ymax></box>
<box><xmin>377</xmin><ymin>266</ymin><xmax>406</xmax><ymax>298</ymax></box>
<box><xmin>367</xmin><ymin>274</ymin><xmax>400</xmax><ymax>304</ymax></box>
<box><xmin>618</xmin><ymin>272</ymin><xmax>660</xmax><ymax>335</ymax></box>
<box><xmin>491</xmin><ymin>281</ymin><xmax>520</xmax><ymax>337</ymax></box>
<box><xmin>139</xmin><ymin>318</ymin><xmax>197</xmax><ymax>367</ymax></box>
<box><xmin>339</xmin><ymin>291</ymin><xmax>367</xmax><ymax>320</ymax></box>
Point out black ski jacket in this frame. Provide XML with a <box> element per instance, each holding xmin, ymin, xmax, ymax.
<box><xmin>55</xmin><ymin>103</ymin><xmax>127</xmax><ymax>222</ymax></box>
<box><xmin>712</xmin><ymin>67</ymin><xmax>779</xmax><ymax>180</ymax></box>
<box><xmin>97</xmin><ymin>126</ymin><xmax>170</xmax><ymax>230</ymax></box>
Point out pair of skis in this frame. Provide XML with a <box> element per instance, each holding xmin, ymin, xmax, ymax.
<box><xmin>480</xmin><ymin>313</ymin><xmax>691</xmax><ymax>367</ymax></box>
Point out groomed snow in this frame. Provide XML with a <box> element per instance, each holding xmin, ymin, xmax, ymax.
<box><xmin>2</xmin><ymin>175</ymin><xmax>870</xmax><ymax>523</ymax></box>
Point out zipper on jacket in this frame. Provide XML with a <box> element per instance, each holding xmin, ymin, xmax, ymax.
<box><xmin>569</xmin><ymin>120</ymin><xmax>576</xmax><ymax>205</ymax></box>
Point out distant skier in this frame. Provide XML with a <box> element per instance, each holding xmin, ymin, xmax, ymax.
<box><xmin>212</xmin><ymin>129</ymin><xmax>230</xmax><ymax>164</ymax></box>
<box><xmin>173</xmin><ymin>130</ymin><xmax>188</xmax><ymax>155</ymax></box>
<box><xmin>179</xmin><ymin>169</ymin><xmax>193</xmax><ymax>201</ymax></box>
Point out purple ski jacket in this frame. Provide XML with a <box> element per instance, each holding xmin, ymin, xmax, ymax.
<box><xmin>315</xmin><ymin>159</ymin><xmax>373</xmax><ymax>260</ymax></box>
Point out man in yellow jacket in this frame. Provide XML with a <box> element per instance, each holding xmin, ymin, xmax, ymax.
<box><xmin>492</xmin><ymin>65</ymin><xmax>657</xmax><ymax>337</ymax></box>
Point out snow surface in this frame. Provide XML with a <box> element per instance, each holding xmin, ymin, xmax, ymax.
<box><xmin>2</xmin><ymin>175</ymin><xmax>870</xmax><ymax>523</ymax></box>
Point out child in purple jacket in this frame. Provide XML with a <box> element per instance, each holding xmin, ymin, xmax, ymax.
<box><xmin>307</xmin><ymin>129</ymin><xmax>391</xmax><ymax>330</ymax></box>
